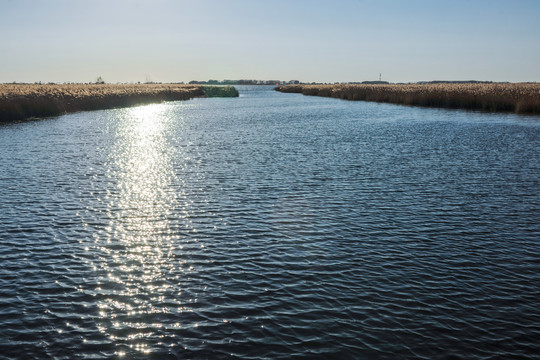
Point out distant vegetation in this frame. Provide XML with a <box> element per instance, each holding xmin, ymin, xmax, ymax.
<box><xmin>276</xmin><ymin>83</ymin><xmax>540</xmax><ymax>114</ymax></box>
<box><xmin>190</xmin><ymin>79</ymin><xmax>300</xmax><ymax>86</ymax></box>
<box><xmin>0</xmin><ymin>84</ymin><xmax>207</xmax><ymax>122</ymax></box>
<box><xmin>94</xmin><ymin>76</ymin><xmax>106</xmax><ymax>85</ymax></box>
<box><xmin>201</xmin><ymin>85</ymin><xmax>239</xmax><ymax>97</ymax></box>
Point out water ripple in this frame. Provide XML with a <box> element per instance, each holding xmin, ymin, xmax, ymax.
<box><xmin>1</xmin><ymin>87</ymin><xmax>539</xmax><ymax>359</ymax></box>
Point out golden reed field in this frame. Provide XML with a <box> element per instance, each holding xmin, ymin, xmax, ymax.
<box><xmin>276</xmin><ymin>83</ymin><xmax>540</xmax><ymax>114</ymax></box>
<box><xmin>0</xmin><ymin>84</ymin><xmax>205</xmax><ymax>122</ymax></box>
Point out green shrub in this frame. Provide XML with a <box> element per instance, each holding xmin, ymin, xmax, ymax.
<box><xmin>201</xmin><ymin>86</ymin><xmax>239</xmax><ymax>98</ymax></box>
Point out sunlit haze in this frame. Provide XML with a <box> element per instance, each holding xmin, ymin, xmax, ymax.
<box><xmin>1</xmin><ymin>0</ymin><xmax>539</xmax><ymax>83</ymax></box>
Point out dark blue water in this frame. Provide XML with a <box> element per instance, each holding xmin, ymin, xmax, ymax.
<box><xmin>1</xmin><ymin>86</ymin><xmax>539</xmax><ymax>359</ymax></box>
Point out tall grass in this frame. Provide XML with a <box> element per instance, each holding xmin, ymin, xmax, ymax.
<box><xmin>276</xmin><ymin>83</ymin><xmax>540</xmax><ymax>114</ymax></box>
<box><xmin>0</xmin><ymin>84</ymin><xmax>205</xmax><ymax>122</ymax></box>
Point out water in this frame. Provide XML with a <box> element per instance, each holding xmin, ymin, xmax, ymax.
<box><xmin>1</xmin><ymin>86</ymin><xmax>539</xmax><ymax>359</ymax></box>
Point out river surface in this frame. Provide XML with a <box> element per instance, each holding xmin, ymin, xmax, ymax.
<box><xmin>1</xmin><ymin>86</ymin><xmax>539</xmax><ymax>359</ymax></box>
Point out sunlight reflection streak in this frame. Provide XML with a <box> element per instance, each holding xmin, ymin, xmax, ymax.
<box><xmin>95</xmin><ymin>104</ymin><xmax>183</xmax><ymax>353</ymax></box>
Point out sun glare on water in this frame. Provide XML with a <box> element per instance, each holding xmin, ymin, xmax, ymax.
<box><xmin>92</xmin><ymin>103</ymin><xmax>189</xmax><ymax>355</ymax></box>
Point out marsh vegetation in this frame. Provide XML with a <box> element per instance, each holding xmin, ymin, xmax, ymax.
<box><xmin>201</xmin><ymin>85</ymin><xmax>239</xmax><ymax>98</ymax></box>
<box><xmin>0</xmin><ymin>83</ymin><xmax>238</xmax><ymax>122</ymax></box>
<box><xmin>276</xmin><ymin>83</ymin><xmax>540</xmax><ymax>114</ymax></box>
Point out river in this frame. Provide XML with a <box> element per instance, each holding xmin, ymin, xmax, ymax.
<box><xmin>1</xmin><ymin>86</ymin><xmax>539</xmax><ymax>359</ymax></box>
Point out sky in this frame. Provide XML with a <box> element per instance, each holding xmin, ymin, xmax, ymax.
<box><xmin>1</xmin><ymin>0</ymin><xmax>540</xmax><ymax>84</ymax></box>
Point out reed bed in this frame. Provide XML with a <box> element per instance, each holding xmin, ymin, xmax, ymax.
<box><xmin>0</xmin><ymin>84</ymin><xmax>206</xmax><ymax>122</ymax></box>
<box><xmin>276</xmin><ymin>83</ymin><xmax>540</xmax><ymax>114</ymax></box>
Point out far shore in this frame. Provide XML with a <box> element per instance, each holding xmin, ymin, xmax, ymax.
<box><xmin>276</xmin><ymin>83</ymin><xmax>540</xmax><ymax>115</ymax></box>
<box><xmin>0</xmin><ymin>84</ymin><xmax>238</xmax><ymax>122</ymax></box>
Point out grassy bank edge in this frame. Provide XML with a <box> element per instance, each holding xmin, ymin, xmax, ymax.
<box><xmin>0</xmin><ymin>84</ymin><xmax>238</xmax><ymax>122</ymax></box>
<box><xmin>275</xmin><ymin>84</ymin><xmax>540</xmax><ymax>115</ymax></box>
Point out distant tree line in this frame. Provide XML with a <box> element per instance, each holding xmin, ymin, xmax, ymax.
<box><xmin>188</xmin><ymin>79</ymin><xmax>300</xmax><ymax>85</ymax></box>
<box><xmin>416</xmin><ymin>80</ymin><xmax>497</xmax><ymax>84</ymax></box>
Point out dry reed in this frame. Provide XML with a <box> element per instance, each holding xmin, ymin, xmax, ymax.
<box><xmin>0</xmin><ymin>84</ymin><xmax>205</xmax><ymax>122</ymax></box>
<box><xmin>276</xmin><ymin>83</ymin><xmax>540</xmax><ymax>114</ymax></box>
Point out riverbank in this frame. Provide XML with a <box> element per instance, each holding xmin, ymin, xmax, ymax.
<box><xmin>0</xmin><ymin>84</ymin><xmax>238</xmax><ymax>122</ymax></box>
<box><xmin>276</xmin><ymin>83</ymin><xmax>540</xmax><ymax>114</ymax></box>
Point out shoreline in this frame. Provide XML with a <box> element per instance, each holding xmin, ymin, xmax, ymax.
<box><xmin>0</xmin><ymin>84</ymin><xmax>237</xmax><ymax>122</ymax></box>
<box><xmin>275</xmin><ymin>83</ymin><xmax>540</xmax><ymax>115</ymax></box>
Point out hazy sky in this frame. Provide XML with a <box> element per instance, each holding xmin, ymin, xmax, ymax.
<box><xmin>1</xmin><ymin>0</ymin><xmax>539</xmax><ymax>83</ymax></box>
